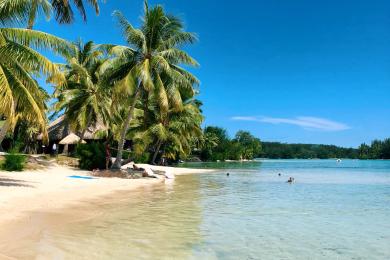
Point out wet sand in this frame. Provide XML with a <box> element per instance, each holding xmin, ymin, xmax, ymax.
<box><xmin>0</xmin><ymin>164</ymin><xmax>215</xmax><ymax>259</ymax></box>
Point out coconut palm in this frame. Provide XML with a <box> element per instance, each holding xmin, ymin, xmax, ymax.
<box><xmin>105</xmin><ymin>1</ymin><xmax>199</xmax><ymax>168</ymax></box>
<box><xmin>51</xmin><ymin>0</ymin><xmax>99</xmax><ymax>24</ymax></box>
<box><xmin>0</xmin><ymin>0</ymin><xmax>99</xmax><ymax>27</ymax></box>
<box><xmin>54</xmin><ymin>40</ymin><xmax>111</xmax><ymax>141</ymax></box>
<box><xmin>132</xmin><ymin>97</ymin><xmax>203</xmax><ymax>164</ymax></box>
<box><xmin>0</xmin><ymin>0</ymin><xmax>52</xmax><ymax>29</ymax></box>
<box><xmin>0</xmin><ymin>28</ymin><xmax>72</xmax><ymax>150</ymax></box>
<box><xmin>28</xmin><ymin>0</ymin><xmax>52</xmax><ymax>29</ymax></box>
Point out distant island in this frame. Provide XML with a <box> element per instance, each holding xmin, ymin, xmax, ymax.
<box><xmin>193</xmin><ymin>126</ymin><xmax>390</xmax><ymax>161</ymax></box>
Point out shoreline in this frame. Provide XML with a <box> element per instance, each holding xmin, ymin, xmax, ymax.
<box><xmin>0</xmin><ymin>164</ymin><xmax>216</xmax><ymax>258</ymax></box>
<box><xmin>0</xmin><ymin>164</ymin><xmax>215</xmax><ymax>222</ymax></box>
<box><xmin>0</xmin><ymin>165</ymin><xmax>215</xmax><ymax>224</ymax></box>
<box><xmin>0</xmin><ymin>166</ymin><xmax>158</xmax><ymax>224</ymax></box>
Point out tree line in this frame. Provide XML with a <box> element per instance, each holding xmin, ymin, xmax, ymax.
<box><xmin>195</xmin><ymin>126</ymin><xmax>390</xmax><ymax>161</ymax></box>
<box><xmin>357</xmin><ymin>139</ymin><xmax>390</xmax><ymax>159</ymax></box>
<box><xmin>195</xmin><ymin>126</ymin><xmax>262</xmax><ymax>161</ymax></box>
<box><xmin>260</xmin><ymin>142</ymin><xmax>359</xmax><ymax>159</ymax></box>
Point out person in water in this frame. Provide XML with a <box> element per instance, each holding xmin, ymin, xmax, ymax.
<box><xmin>226</xmin><ymin>172</ymin><xmax>230</xmax><ymax>176</ymax></box>
<box><xmin>278</xmin><ymin>173</ymin><xmax>281</xmax><ymax>176</ymax></box>
<box><xmin>287</xmin><ymin>177</ymin><xmax>294</xmax><ymax>183</ymax></box>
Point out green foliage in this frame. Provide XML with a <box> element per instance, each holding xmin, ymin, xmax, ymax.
<box><xmin>0</xmin><ymin>27</ymin><xmax>74</xmax><ymax>146</ymax></box>
<box><xmin>199</xmin><ymin>127</ymin><xmax>262</xmax><ymax>161</ymax></box>
<box><xmin>198</xmin><ymin>126</ymin><xmax>390</xmax><ymax>161</ymax></box>
<box><xmin>76</xmin><ymin>142</ymin><xmax>106</xmax><ymax>170</ymax></box>
<box><xmin>358</xmin><ymin>138</ymin><xmax>390</xmax><ymax>159</ymax></box>
<box><xmin>1</xmin><ymin>150</ymin><xmax>26</xmax><ymax>171</ymax></box>
<box><xmin>260</xmin><ymin>142</ymin><xmax>359</xmax><ymax>159</ymax></box>
<box><xmin>107</xmin><ymin>3</ymin><xmax>199</xmax><ymax>168</ymax></box>
<box><xmin>233</xmin><ymin>131</ymin><xmax>262</xmax><ymax>159</ymax></box>
<box><xmin>199</xmin><ymin>126</ymin><xmax>229</xmax><ymax>161</ymax></box>
<box><xmin>53</xmin><ymin>40</ymin><xmax>111</xmax><ymax>141</ymax></box>
<box><xmin>131</xmin><ymin>152</ymin><xmax>150</xmax><ymax>164</ymax></box>
<box><xmin>0</xmin><ymin>0</ymin><xmax>100</xmax><ymax>26</ymax></box>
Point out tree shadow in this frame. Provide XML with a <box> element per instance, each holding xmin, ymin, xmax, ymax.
<box><xmin>0</xmin><ymin>177</ymin><xmax>35</xmax><ymax>188</ymax></box>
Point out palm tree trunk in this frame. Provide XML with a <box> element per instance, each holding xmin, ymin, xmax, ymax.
<box><xmin>152</xmin><ymin>139</ymin><xmax>163</xmax><ymax>165</ymax></box>
<box><xmin>79</xmin><ymin>112</ymin><xmax>93</xmax><ymax>142</ymax></box>
<box><xmin>27</xmin><ymin>18</ymin><xmax>34</xmax><ymax>30</ymax></box>
<box><xmin>0</xmin><ymin>119</ymin><xmax>11</xmax><ymax>152</ymax></box>
<box><xmin>27</xmin><ymin>1</ymin><xmax>38</xmax><ymax>30</ymax></box>
<box><xmin>112</xmin><ymin>86</ymin><xmax>141</xmax><ymax>169</ymax></box>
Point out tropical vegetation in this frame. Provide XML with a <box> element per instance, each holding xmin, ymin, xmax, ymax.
<box><xmin>260</xmin><ymin>142</ymin><xmax>359</xmax><ymax>159</ymax></box>
<box><xmin>0</xmin><ymin>0</ymin><xmax>204</xmax><ymax>167</ymax></box>
<box><xmin>0</xmin><ymin>0</ymin><xmax>99</xmax><ymax>28</ymax></box>
<box><xmin>196</xmin><ymin>126</ymin><xmax>390</xmax><ymax>160</ymax></box>
<box><xmin>0</xmin><ymin>1</ymin><xmax>388</xmax><ymax>170</ymax></box>
<box><xmin>0</xmin><ymin>8</ymin><xmax>73</xmax><ymax>151</ymax></box>
<box><xmin>102</xmin><ymin>4</ymin><xmax>200</xmax><ymax>168</ymax></box>
<box><xmin>53</xmin><ymin>39</ymin><xmax>111</xmax><ymax>141</ymax></box>
<box><xmin>197</xmin><ymin>127</ymin><xmax>262</xmax><ymax>161</ymax></box>
<box><xmin>357</xmin><ymin>138</ymin><xmax>390</xmax><ymax>159</ymax></box>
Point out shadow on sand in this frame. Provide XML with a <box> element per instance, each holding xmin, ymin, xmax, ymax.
<box><xmin>0</xmin><ymin>177</ymin><xmax>35</xmax><ymax>188</ymax></box>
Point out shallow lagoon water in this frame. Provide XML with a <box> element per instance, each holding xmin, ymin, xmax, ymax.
<box><xmin>20</xmin><ymin>160</ymin><xmax>390</xmax><ymax>259</ymax></box>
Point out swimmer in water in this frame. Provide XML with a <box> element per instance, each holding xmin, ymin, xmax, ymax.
<box><xmin>226</xmin><ymin>172</ymin><xmax>230</xmax><ymax>176</ymax></box>
<box><xmin>287</xmin><ymin>177</ymin><xmax>294</xmax><ymax>183</ymax></box>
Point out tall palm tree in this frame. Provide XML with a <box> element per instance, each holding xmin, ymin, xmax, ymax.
<box><xmin>0</xmin><ymin>28</ymin><xmax>73</xmax><ymax>150</ymax></box>
<box><xmin>0</xmin><ymin>0</ymin><xmax>100</xmax><ymax>28</ymax></box>
<box><xmin>54</xmin><ymin>40</ymin><xmax>111</xmax><ymax>141</ymax></box>
<box><xmin>105</xmin><ymin>1</ymin><xmax>199</xmax><ymax>168</ymax></box>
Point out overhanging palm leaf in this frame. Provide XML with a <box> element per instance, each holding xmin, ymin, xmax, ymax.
<box><xmin>52</xmin><ymin>0</ymin><xmax>99</xmax><ymax>24</ymax></box>
<box><xmin>0</xmin><ymin>0</ymin><xmax>100</xmax><ymax>28</ymax></box>
<box><xmin>0</xmin><ymin>28</ymin><xmax>72</xmax><ymax>146</ymax></box>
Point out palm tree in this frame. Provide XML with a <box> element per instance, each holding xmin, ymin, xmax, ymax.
<box><xmin>51</xmin><ymin>0</ymin><xmax>99</xmax><ymax>24</ymax></box>
<box><xmin>0</xmin><ymin>0</ymin><xmax>99</xmax><ymax>28</ymax></box>
<box><xmin>131</xmin><ymin>97</ymin><xmax>203</xmax><ymax>164</ymax></box>
<box><xmin>27</xmin><ymin>0</ymin><xmax>52</xmax><ymax>29</ymax></box>
<box><xmin>105</xmin><ymin>1</ymin><xmax>199</xmax><ymax>168</ymax></box>
<box><xmin>54</xmin><ymin>40</ymin><xmax>111</xmax><ymax>141</ymax></box>
<box><xmin>0</xmin><ymin>28</ymin><xmax>73</xmax><ymax>150</ymax></box>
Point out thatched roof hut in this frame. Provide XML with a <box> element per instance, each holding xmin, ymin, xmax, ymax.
<box><xmin>59</xmin><ymin>133</ymin><xmax>87</xmax><ymax>145</ymax></box>
<box><xmin>37</xmin><ymin>115</ymin><xmax>106</xmax><ymax>142</ymax></box>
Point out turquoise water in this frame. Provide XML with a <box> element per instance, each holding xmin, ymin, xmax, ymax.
<box><xmin>17</xmin><ymin>160</ymin><xmax>390</xmax><ymax>259</ymax></box>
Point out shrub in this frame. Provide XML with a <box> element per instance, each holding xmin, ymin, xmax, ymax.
<box><xmin>1</xmin><ymin>153</ymin><xmax>26</xmax><ymax>171</ymax></box>
<box><xmin>132</xmin><ymin>152</ymin><xmax>150</xmax><ymax>164</ymax></box>
<box><xmin>76</xmin><ymin>142</ymin><xmax>107</xmax><ymax>170</ymax></box>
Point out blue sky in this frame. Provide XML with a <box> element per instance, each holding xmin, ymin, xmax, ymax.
<box><xmin>33</xmin><ymin>0</ymin><xmax>390</xmax><ymax>147</ymax></box>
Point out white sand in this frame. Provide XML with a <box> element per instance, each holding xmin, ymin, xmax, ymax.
<box><xmin>0</xmin><ymin>164</ymin><xmax>215</xmax><ymax>226</ymax></box>
<box><xmin>0</xmin><ymin>166</ymin><xmax>160</xmax><ymax>225</ymax></box>
<box><xmin>0</xmin><ymin>164</ymin><xmax>216</xmax><ymax>258</ymax></box>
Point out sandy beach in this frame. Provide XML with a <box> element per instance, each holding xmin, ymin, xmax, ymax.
<box><xmin>0</xmin><ymin>164</ymin><xmax>215</xmax><ymax>258</ymax></box>
<box><xmin>0</xmin><ymin>164</ymin><xmax>214</xmax><ymax>224</ymax></box>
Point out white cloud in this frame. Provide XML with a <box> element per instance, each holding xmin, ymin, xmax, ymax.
<box><xmin>231</xmin><ymin>116</ymin><xmax>350</xmax><ymax>131</ymax></box>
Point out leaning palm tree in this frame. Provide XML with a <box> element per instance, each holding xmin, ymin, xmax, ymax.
<box><xmin>54</xmin><ymin>40</ymin><xmax>111</xmax><ymax>141</ymax></box>
<box><xmin>0</xmin><ymin>28</ymin><xmax>73</xmax><ymax>150</ymax></box>
<box><xmin>105</xmin><ymin>1</ymin><xmax>199</xmax><ymax>168</ymax></box>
